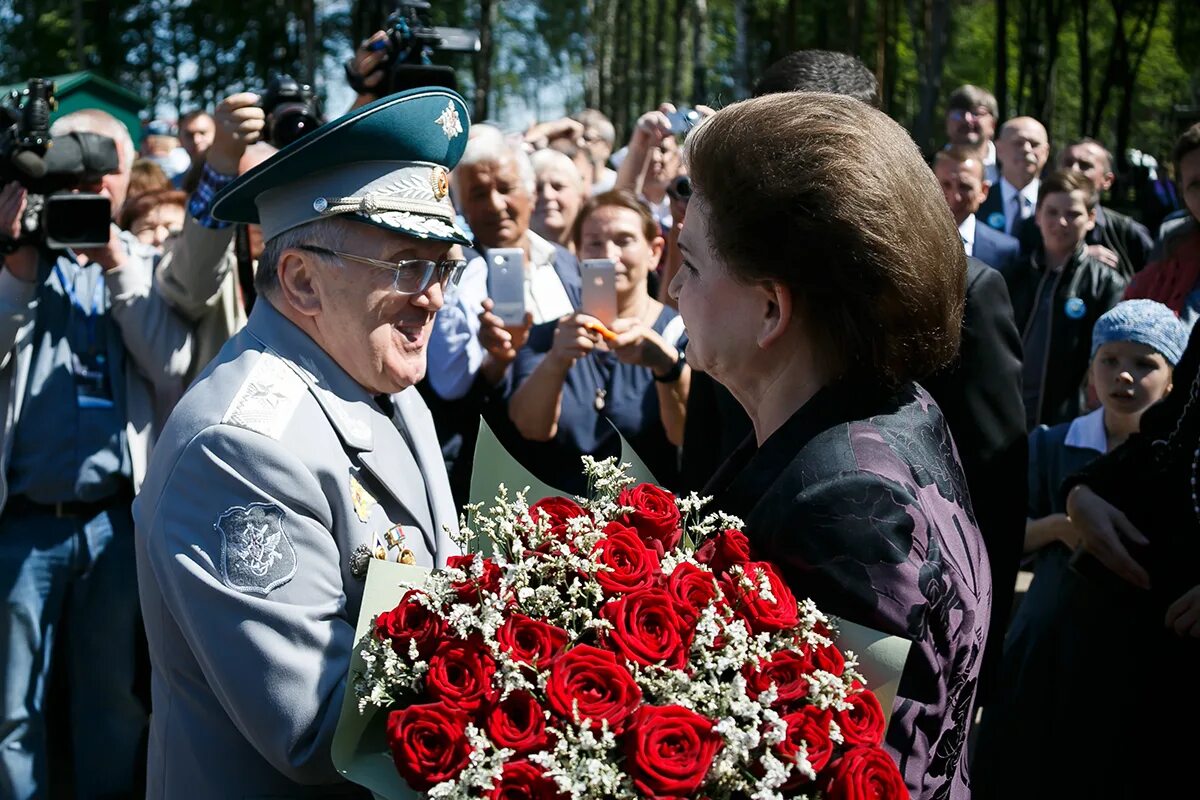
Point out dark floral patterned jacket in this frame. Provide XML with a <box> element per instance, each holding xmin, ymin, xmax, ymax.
<box><xmin>707</xmin><ymin>380</ymin><xmax>991</xmax><ymax>800</ymax></box>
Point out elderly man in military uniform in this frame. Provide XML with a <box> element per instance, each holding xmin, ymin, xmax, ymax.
<box><xmin>133</xmin><ymin>88</ymin><xmax>470</xmax><ymax>799</ymax></box>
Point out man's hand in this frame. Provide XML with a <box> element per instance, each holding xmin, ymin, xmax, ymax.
<box><xmin>77</xmin><ymin>224</ymin><xmax>128</xmax><ymax>273</ymax></box>
<box><xmin>347</xmin><ymin>31</ymin><xmax>389</xmax><ymax>102</ymax></box>
<box><xmin>1086</xmin><ymin>244</ymin><xmax>1121</xmax><ymax>270</ymax></box>
<box><xmin>1166</xmin><ymin>585</ymin><xmax>1200</xmax><ymax>638</ymax></box>
<box><xmin>1066</xmin><ymin>484</ymin><xmax>1150</xmax><ymax>589</ymax></box>
<box><xmin>478</xmin><ymin>298</ymin><xmax>532</xmax><ymax>367</ymax></box>
<box><xmin>207</xmin><ymin>93</ymin><xmax>265</xmax><ymax>176</ymax></box>
<box><xmin>0</xmin><ymin>183</ymin><xmax>37</xmax><ymax>282</ymax></box>
<box><xmin>523</xmin><ymin>118</ymin><xmax>584</xmax><ymax>151</ymax></box>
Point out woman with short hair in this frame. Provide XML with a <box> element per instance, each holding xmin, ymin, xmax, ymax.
<box><xmin>669</xmin><ymin>92</ymin><xmax>988</xmax><ymax>800</ymax></box>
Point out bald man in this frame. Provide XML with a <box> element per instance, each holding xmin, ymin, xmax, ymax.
<box><xmin>978</xmin><ymin>116</ymin><xmax>1050</xmax><ymax>236</ymax></box>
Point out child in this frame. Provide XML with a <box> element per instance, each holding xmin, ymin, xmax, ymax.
<box><xmin>1001</xmin><ymin>170</ymin><xmax>1128</xmax><ymax>431</ymax></box>
<box><xmin>972</xmin><ymin>298</ymin><xmax>1190</xmax><ymax>799</ymax></box>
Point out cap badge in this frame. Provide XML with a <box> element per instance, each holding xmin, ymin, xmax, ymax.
<box><xmin>431</xmin><ymin>166</ymin><xmax>450</xmax><ymax>201</ymax></box>
<box><xmin>312</xmin><ymin>197</ymin><xmax>329</xmax><ymax>213</ymax></box>
<box><xmin>435</xmin><ymin>101</ymin><xmax>463</xmax><ymax>140</ymax></box>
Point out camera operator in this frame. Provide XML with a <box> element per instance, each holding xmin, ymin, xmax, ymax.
<box><xmin>614</xmin><ymin>103</ymin><xmax>713</xmax><ymax>234</ymax></box>
<box><xmin>156</xmin><ymin>91</ymin><xmax>276</xmax><ymax>384</ymax></box>
<box><xmin>0</xmin><ymin>108</ymin><xmax>192</xmax><ymax>799</ymax></box>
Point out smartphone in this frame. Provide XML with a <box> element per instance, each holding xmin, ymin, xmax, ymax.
<box><xmin>487</xmin><ymin>248</ymin><xmax>526</xmax><ymax>326</ymax></box>
<box><xmin>580</xmin><ymin>259</ymin><xmax>618</xmax><ymax>328</ymax></box>
<box><xmin>664</xmin><ymin>106</ymin><xmax>701</xmax><ymax>135</ymax></box>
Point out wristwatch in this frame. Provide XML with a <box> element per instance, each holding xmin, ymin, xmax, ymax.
<box><xmin>652</xmin><ymin>349</ymin><xmax>687</xmax><ymax>383</ymax></box>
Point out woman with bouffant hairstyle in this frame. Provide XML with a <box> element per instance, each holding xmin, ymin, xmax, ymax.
<box><xmin>670</xmin><ymin>92</ymin><xmax>988</xmax><ymax>800</ymax></box>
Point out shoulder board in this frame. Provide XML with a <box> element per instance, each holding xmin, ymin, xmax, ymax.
<box><xmin>221</xmin><ymin>350</ymin><xmax>307</xmax><ymax>440</ymax></box>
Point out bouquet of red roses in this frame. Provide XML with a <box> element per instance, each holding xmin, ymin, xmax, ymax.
<box><xmin>352</xmin><ymin>458</ymin><xmax>907</xmax><ymax>800</ymax></box>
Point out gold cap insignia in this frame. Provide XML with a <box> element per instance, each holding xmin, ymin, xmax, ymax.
<box><xmin>431</xmin><ymin>166</ymin><xmax>450</xmax><ymax>201</ymax></box>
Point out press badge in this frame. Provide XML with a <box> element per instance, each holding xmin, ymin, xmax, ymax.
<box><xmin>72</xmin><ymin>352</ymin><xmax>113</xmax><ymax>409</ymax></box>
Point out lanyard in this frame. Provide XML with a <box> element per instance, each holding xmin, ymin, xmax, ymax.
<box><xmin>53</xmin><ymin>259</ymin><xmax>105</xmax><ymax>351</ymax></box>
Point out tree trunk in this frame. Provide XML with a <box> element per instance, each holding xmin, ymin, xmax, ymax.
<box><xmin>691</xmin><ymin>0</ymin><xmax>708</xmax><ymax>105</ymax></box>
<box><xmin>671</xmin><ymin>0</ymin><xmax>688</xmax><ymax>102</ymax></box>
<box><xmin>302</xmin><ymin>0</ymin><xmax>317</xmax><ymax>87</ymax></box>
<box><xmin>995</xmin><ymin>0</ymin><xmax>1008</xmax><ymax>118</ymax></box>
<box><xmin>876</xmin><ymin>0</ymin><xmax>888</xmax><ymax>110</ymax></box>
<box><xmin>1114</xmin><ymin>0</ymin><xmax>1161</xmax><ymax>171</ymax></box>
<box><xmin>638</xmin><ymin>0</ymin><xmax>652</xmax><ymax>112</ymax></box>
<box><xmin>654</xmin><ymin>0</ymin><xmax>670</xmax><ymax>107</ymax></box>
<box><xmin>1078</xmin><ymin>0</ymin><xmax>1090</xmax><ymax>135</ymax></box>
<box><xmin>72</xmin><ymin>0</ymin><xmax>85</xmax><ymax>70</ymax></box>
<box><xmin>619</xmin><ymin>0</ymin><xmax>634</xmax><ymax>133</ymax></box>
<box><xmin>883</xmin><ymin>0</ymin><xmax>901</xmax><ymax>114</ymax></box>
<box><xmin>905</xmin><ymin>0</ymin><xmax>952</xmax><ymax>155</ymax></box>
<box><xmin>849</xmin><ymin>0</ymin><xmax>864</xmax><ymax>55</ymax></box>
<box><xmin>1034</xmin><ymin>0</ymin><xmax>1065</xmax><ymax>126</ymax></box>
<box><xmin>785</xmin><ymin>0</ymin><xmax>799</xmax><ymax>54</ymax></box>
<box><xmin>473</xmin><ymin>0</ymin><xmax>496</xmax><ymax>122</ymax></box>
<box><xmin>585</xmin><ymin>0</ymin><xmax>601</xmax><ymax>108</ymax></box>
<box><xmin>733</xmin><ymin>0</ymin><xmax>751</xmax><ymax>99</ymax></box>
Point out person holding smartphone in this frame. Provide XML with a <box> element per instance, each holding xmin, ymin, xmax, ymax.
<box><xmin>508</xmin><ymin>190</ymin><xmax>688</xmax><ymax>494</ymax></box>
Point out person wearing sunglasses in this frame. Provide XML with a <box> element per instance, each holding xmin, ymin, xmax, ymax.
<box><xmin>132</xmin><ymin>88</ymin><xmax>472</xmax><ymax>800</ymax></box>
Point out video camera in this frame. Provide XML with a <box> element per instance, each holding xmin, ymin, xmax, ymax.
<box><xmin>259</xmin><ymin>75</ymin><xmax>324</xmax><ymax>149</ymax></box>
<box><xmin>347</xmin><ymin>1</ymin><xmax>481</xmax><ymax>96</ymax></box>
<box><xmin>0</xmin><ymin>78</ymin><xmax>118</xmax><ymax>251</ymax></box>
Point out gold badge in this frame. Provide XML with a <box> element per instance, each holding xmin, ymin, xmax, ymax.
<box><xmin>431</xmin><ymin>166</ymin><xmax>449</xmax><ymax>201</ymax></box>
<box><xmin>399</xmin><ymin>549</ymin><xmax>416</xmax><ymax>565</ymax></box>
<box><xmin>349</xmin><ymin>471</ymin><xmax>377</xmax><ymax>523</ymax></box>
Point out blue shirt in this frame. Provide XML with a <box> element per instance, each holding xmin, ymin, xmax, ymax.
<box><xmin>509</xmin><ymin>307</ymin><xmax>686</xmax><ymax>495</ymax></box>
<box><xmin>8</xmin><ymin>252</ymin><xmax>131</xmax><ymax>503</ymax></box>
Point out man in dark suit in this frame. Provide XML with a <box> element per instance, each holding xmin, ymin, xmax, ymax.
<box><xmin>977</xmin><ymin>116</ymin><xmax>1051</xmax><ymax>237</ymax></box>
<box><xmin>934</xmin><ymin>146</ymin><xmax>1022</xmax><ymax>275</ymax></box>
<box><xmin>683</xmin><ymin>51</ymin><xmax>1027</xmax><ymax>705</ymax></box>
<box><xmin>1014</xmin><ymin>137</ymin><xmax>1153</xmax><ymax>280</ymax></box>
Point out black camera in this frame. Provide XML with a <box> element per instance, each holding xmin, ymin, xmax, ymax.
<box><xmin>348</xmin><ymin>1</ymin><xmax>481</xmax><ymax>96</ymax></box>
<box><xmin>1</xmin><ymin>78</ymin><xmax>117</xmax><ymax>251</ymax></box>
<box><xmin>666</xmin><ymin>175</ymin><xmax>692</xmax><ymax>203</ymax></box>
<box><xmin>260</xmin><ymin>75</ymin><xmax>324</xmax><ymax>149</ymax></box>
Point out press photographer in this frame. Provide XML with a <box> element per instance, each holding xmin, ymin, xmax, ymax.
<box><xmin>345</xmin><ymin>0</ymin><xmax>480</xmax><ymax>105</ymax></box>
<box><xmin>258</xmin><ymin>74</ymin><xmax>323</xmax><ymax>148</ymax></box>
<box><xmin>0</xmin><ymin>83</ymin><xmax>192</xmax><ymax>800</ymax></box>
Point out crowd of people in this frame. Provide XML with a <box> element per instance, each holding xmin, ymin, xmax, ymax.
<box><xmin>0</xmin><ymin>33</ymin><xmax>1198</xmax><ymax>800</ymax></box>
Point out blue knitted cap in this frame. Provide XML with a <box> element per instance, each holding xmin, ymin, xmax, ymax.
<box><xmin>1091</xmin><ymin>299</ymin><xmax>1191</xmax><ymax>366</ymax></box>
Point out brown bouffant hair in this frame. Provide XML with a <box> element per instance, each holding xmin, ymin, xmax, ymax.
<box><xmin>118</xmin><ymin>189</ymin><xmax>187</xmax><ymax>231</ymax></box>
<box><xmin>1036</xmin><ymin>170</ymin><xmax>1098</xmax><ymax>211</ymax></box>
<box><xmin>570</xmin><ymin>189</ymin><xmax>660</xmax><ymax>249</ymax></box>
<box><xmin>683</xmin><ymin>91</ymin><xmax>965</xmax><ymax>388</ymax></box>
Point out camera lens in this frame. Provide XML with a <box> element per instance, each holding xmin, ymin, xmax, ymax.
<box><xmin>668</xmin><ymin>175</ymin><xmax>692</xmax><ymax>201</ymax></box>
<box><xmin>270</xmin><ymin>110</ymin><xmax>320</xmax><ymax>148</ymax></box>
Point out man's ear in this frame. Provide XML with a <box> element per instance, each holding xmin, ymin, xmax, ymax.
<box><xmin>978</xmin><ymin>180</ymin><xmax>991</xmax><ymax>203</ymax></box>
<box><xmin>757</xmin><ymin>281</ymin><xmax>793</xmax><ymax>350</ymax></box>
<box><xmin>277</xmin><ymin>249</ymin><xmax>323</xmax><ymax>317</ymax></box>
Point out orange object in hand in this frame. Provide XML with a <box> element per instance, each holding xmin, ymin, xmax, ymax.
<box><xmin>584</xmin><ymin>321</ymin><xmax>619</xmax><ymax>342</ymax></box>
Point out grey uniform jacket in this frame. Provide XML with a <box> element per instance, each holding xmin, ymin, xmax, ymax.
<box><xmin>134</xmin><ymin>299</ymin><xmax>460</xmax><ymax>799</ymax></box>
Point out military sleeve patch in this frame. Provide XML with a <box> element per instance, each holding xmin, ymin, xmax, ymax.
<box><xmin>221</xmin><ymin>351</ymin><xmax>306</xmax><ymax>439</ymax></box>
<box><xmin>215</xmin><ymin>503</ymin><xmax>298</xmax><ymax>595</ymax></box>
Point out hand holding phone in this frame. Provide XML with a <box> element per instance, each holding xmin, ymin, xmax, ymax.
<box><xmin>487</xmin><ymin>248</ymin><xmax>527</xmax><ymax>326</ymax></box>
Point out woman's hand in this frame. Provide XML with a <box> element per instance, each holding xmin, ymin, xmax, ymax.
<box><xmin>1166</xmin><ymin>585</ymin><xmax>1200</xmax><ymax>638</ymax></box>
<box><xmin>0</xmin><ymin>183</ymin><xmax>37</xmax><ymax>282</ymax></box>
<box><xmin>608</xmin><ymin>318</ymin><xmax>677</xmax><ymax>375</ymax></box>
<box><xmin>548</xmin><ymin>313</ymin><xmax>602</xmax><ymax>369</ymax></box>
<box><xmin>1065</xmin><ymin>484</ymin><xmax>1150</xmax><ymax>589</ymax></box>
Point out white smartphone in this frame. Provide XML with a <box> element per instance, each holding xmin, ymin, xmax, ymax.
<box><xmin>487</xmin><ymin>248</ymin><xmax>526</xmax><ymax>326</ymax></box>
<box><xmin>580</xmin><ymin>258</ymin><xmax>618</xmax><ymax>328</ymax></box>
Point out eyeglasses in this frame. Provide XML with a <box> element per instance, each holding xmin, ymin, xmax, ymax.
<box><xmin>948</xmin><ymin>107</ymin><xmax>994</xmax><ymax>122</ymax></box>
<box><xmin>297</xmin><ymin>245</ymin><xmax>466</xmax><ymax>295</ymax></box>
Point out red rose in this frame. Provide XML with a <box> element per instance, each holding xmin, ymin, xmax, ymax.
<box><xmin>593</xmin><ymin>524</ymin><xmax>661</xmax><ymax>595</ymax></box>
<box><xmin>425</xmin><ymin>637</ymin><xmax>498</xmax><ymax>714</ymax></box>
<box><xmin>446</xmin><ymin>554</ymin><xmax>502</xmax><ymax>600</ymax></box>
<box><xmin>822</xmin><ymin>746</ymin><xmax>908</xmax><ymax>800</ymax></box>
<box><xmin>601</xmin><ymin>588</ymin><xmax>689</xmax><ymax>669</ymax></box>
<box><xmin>376</xmin><ymin>589</ymin><xmax>445</xmax><ymax>659</ymax></box>
<box><xmin>665</xmin><ymin>562</ymin><xmax>719</xmax><ymax>624</ymax></box>
<box><xmin>486</xmin><ymin>691</ymin><xmax>550</xmax><ymax>755</ymax></box>
<box><xmin>618</xmin><ymin>484</ymin><xmax>682</xmax><ymax>554</ymax></box>
<box><xmin>496</xmin><ymin>613</ymin><xmax>569</xmax><ymax>668</ymax></box>
<box><xmin>529</xmin><ymin>496</ymin><xmax>590</xmax><ymax>544</ymax></box>
<box><xmin>695</xmin><ymin>528</ymin><xmax>752</xmax><ymax>574</ymax></box>
<box><xmin>836</xmin><ymin>690</ymin><xmax>886</xmax><ymax>747</ymax></box>
<box><xmin>386</xmin><ymin>702</ymin><xmax>472</xmax><ymax>791</ymax></box>
<box><xmin>744</xmin><ymin>649</ymin><xmax>813</xmax><ymax>710</ymax></box>
<box><xmin>719</xmin><ymin>561</ymin><xmax>801</xmax><ymax>634</ymax></box>
<box><xmin>776</xmin><ymin>706</ymin><xmax>834</xmax><ymax>785</ymax></box>
<box><xmin>624</xmin><ymin>705</ymin><xmax>722</xmax><ymax>797</ymax></box>
<box><xmin>487</xmin><ymin>759</ymin><xmax>563</xmax><ymax>800</ymax></box>
<box><xmin>805</xmin><ymin>639</ymin><xmax>846</xmax><ymax>677</ymax></box>
<box><xmin>546</xmin><ymin>645</ymin><xmax>642</xmax><ymax>732</ymax></box>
